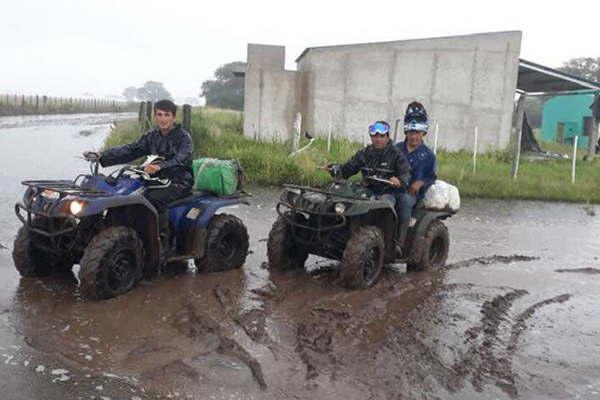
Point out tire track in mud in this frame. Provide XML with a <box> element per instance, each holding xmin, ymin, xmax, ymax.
<box><xmin>455</xmin><ymin>289</ymin><xmax>529</xmax><ymax>397</ymax></box>
<box><xmin>445</xmin><ymin>254</ymin><xmax>539</xmax><ymax>270</ymax></box>
<box><xmin>555</xmin><ymin>268</ymin><xmax>600</xmax><ymax>275</ymax></box>
<box><xmin>170</xmin><ymin>300</ymin><xmax>267</xmax><ymax>390</ymax></box>
<box><xmin>294</xmin><ymin>306</ymin><xmax>352</xmax><ymax>381</ymax></box>
<box><xmin>214</xmin><ymin>284</ymin><xmax>278</xmax><ymax>355</ymax></box>
<box><xmin>452</xmin><ymin>289</ymin><xmax>573</xmax><ymax>398</ymax></box>
<box><xmin>374</xmin><ymin>253</ymin><xmax>568</xmax><ymax>398</ymax></box>
<box><xmin>507</xmin><ymin>293</ymin><xmax>572</xmax><ymax>354</ymax></box>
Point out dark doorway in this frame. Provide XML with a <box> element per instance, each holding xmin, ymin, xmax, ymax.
<box><xmin>556</xmin><ymin>123</ymin><xmax>565</xmax><ymax>143</ymax></box>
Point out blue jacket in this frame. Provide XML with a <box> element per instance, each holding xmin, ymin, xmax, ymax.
<box><xmin>395</xmin><ymin>141</ymin><xmax>437</xmax><ymax>199</ymax></box>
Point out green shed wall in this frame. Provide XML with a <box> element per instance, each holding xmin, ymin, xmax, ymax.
<box><xmin>541</xmin><ymin>94</ymin><xmax>594</xmax><ymax>148</ymax></box>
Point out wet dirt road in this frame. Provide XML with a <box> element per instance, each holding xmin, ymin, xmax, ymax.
<box><xmin>1</xmin><ymin>115</ymin><xmax>599</xmax><ymax>399</ymax></box>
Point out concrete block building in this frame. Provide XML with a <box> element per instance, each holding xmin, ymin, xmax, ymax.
<box><xmin>243</xmin><ymin>31</ymin><xmax>600</xmax><ymax>152</ymax></box>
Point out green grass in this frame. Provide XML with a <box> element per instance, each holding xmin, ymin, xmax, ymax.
<box><xmin>105</xmin><ymin>109</ymin><xmax>600</xmax><ymax>203</ymax></box>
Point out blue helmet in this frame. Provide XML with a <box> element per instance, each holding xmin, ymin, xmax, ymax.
<box><xmin>403</xmin><ymin>101</ymin><xmax>429</xmax><ymax>134</ymax></box>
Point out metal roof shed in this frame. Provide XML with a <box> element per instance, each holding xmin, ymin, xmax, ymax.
<box><xmin>511</xmin><ymin>59</ymin><xmax>600</xmax><ymax>176</ymax></box>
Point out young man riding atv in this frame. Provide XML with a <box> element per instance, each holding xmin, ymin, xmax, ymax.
<box><xmin>267</xmin><ymin>115</ymin><xmax>454</xmax><ymax>289</ymax></box>
<box><xmin>84</xmin><ymin>99</ymin><xmax>192</xmax><ymax>264</ymax></box>
<box><xmin>329</xmin><ymin>120</ymin><xmax>412</xmax><ymax>256</ymax></box>
<box><xmin>13</xmin><ymin>99</ymin><xmax>250</xmax><ymax>300</ymax></box>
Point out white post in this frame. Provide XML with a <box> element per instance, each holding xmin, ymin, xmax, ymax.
<box><xmin>327</xmin><ymin>114</ymin><xmax>333</xmax><ymax>153</ymax></box>
<box><xmin>473</xmin><ymin>126</ymin><xmax>478</xmax><ymax>175</ymax></box>
<box><xmin>292</xmin><ymin>112</ymin><xmax>302</xmax><ymax>153</ymax></box>
<box><xmin>572</xmin><ymin>135</ymin><xmax>579</xmax><ymax>184</ymax></box>
<box><xmin>513</xmin><ymin>125</ymin><xmax>523</xmax><ymax>179</ymax></box>
<box><xmin>433</xmin><ymin>122</ymin><xmax>439</xmax><ymax>155</ymax></box>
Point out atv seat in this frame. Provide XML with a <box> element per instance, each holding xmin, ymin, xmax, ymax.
<box><xmin>168</xmin><ymin>191</ymin><xmax>211</xmax><ymax>208</ymax></box>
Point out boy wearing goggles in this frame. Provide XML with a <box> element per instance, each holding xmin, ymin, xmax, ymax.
<box><xmin>329</xmin><ymin>120</ymin><xmax>411</xmax><ymax>255</ymax></box>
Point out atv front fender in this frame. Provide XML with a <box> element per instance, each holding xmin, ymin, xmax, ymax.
<box><xmin>74</xmin><ymin>194</ymin><xmax>157</xmax><ymax>218</ymax></box>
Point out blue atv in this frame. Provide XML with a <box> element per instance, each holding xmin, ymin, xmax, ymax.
<box><xmin>13</xmin><ymin>154</ymin><xmax>250</xmax><ymax>300</ymax></box>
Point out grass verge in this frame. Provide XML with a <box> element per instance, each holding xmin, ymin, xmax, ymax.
<box><xmin>105</xmin><ymin>109</ymin><xmax>600</xmax><ymax>203</ymax></box>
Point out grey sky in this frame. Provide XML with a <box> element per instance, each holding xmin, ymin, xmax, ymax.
<box><xmin>2</xmin><ymin>0</ymin><xmax>598</xmax><ymax>100</ymax></box>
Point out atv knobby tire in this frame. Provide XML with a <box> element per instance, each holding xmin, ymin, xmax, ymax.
<box><xmin>407</xmin><ymin>219</ymin><xmax>449</xmax><ymax>271</ymax></box>
<box><xmin>340</xmin><ymin>226</ymin><xmax>384</xmax><ymax>289</ymax></box>
<box><xmin>267</xmin><ymin>213</ymin><xmax>308</xmax><ymax>271</ymax></box>
<box><xmin>13</xmin><ymin>224</ymin><xmax>72</xmax><ymax>277</ymax></box>
<box><xmin>195</xmin><ymin>214</ymin><xmax>249</xmax><ymax>273</ymax></box>
<box><xmin>79</xmin><ymin>227</ymin><xmax>144</xmax><ymax>300</ymax></box>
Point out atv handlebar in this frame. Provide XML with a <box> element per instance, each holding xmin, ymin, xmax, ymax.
<box><xmin>112</xmin><ymin>165</ymin><xmax>171</xmax><ymax>186</ymax></box>
<box><xmin>363</xmin><ymin>176</ymin><xmax>395</xmax><ymax>186</ymax></box>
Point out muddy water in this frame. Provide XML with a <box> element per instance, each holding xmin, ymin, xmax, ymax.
<box><xmin>1</xmin><ymin>115</ymin><xmax>599</xmax><ymax>399</ymax></box>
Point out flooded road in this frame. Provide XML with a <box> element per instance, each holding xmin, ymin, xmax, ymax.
<box><xmin>1</xmin><ymin>114</ymin><xmax>599</xmax><ymax>399</ymax></box>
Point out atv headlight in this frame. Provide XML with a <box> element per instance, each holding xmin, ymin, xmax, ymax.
<box><xmin>69</xmin><ymin>200</ymin><xmax>85</xmax><ymax>215</ymax></box>
<box><xmin>334</xmin><ymin>202</ymin><xmax>346</xmax><ymax>215</ymax></box>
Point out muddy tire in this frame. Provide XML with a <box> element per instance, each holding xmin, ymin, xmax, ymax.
<box><xmin>267</xmin><ymin>213</ymin><xmax>308</xmax><ymax>271</ymax></box>
<box><xmin>407</xmin><ymin>219</ymin><xmax>449</xmax><ymax>271</ymax></box>
<box><xmin>12</xmin><ymin>224</ymin><xmax>72</xmax><ymax>277</ymax></box>
<box><xmin>79</xmin><ymin>227</ymin><xmax>144</xmax><ymax>300</ymax></box>
<box><xmin>195</xmin><ymin>214</ymin><xmax>249</xmax><ymax>273</ymax></box>
<box><xmin>340</xmin><ymin>226</ymin><xmax>385</xmax><ymax>289</ymax></box>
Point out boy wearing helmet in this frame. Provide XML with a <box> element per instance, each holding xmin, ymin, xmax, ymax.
<box><xmin>329</xmin><ymin>120</ymin><xmax>411</xmax><ymax>254</ymax></box>
<box><xmin>395</xmin><ymin>102</ymin><xmax>438</xmax><ymax>243</ymax></box>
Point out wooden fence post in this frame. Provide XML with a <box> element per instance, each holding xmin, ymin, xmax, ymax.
<box><xmin>585</xmin><ymin>117</ymin><xmax>599</xmax><ymax>161</ymax></box>
<box><xmin>182</xmin><ymin>104</ymin><xmax>192</xmax><ymax>132</ymax></box>
<box><xmin>145</xmin><ymin>101</ymin><xmax>152</xmax><ymax>130</ymax></box>
<box><xmin>510</xmin><ymin>94</ymin><xmax>526</xmax><ymax>179</ymax></box>
<box><xmin>138</xmin><ymin>102</ymin><xmax>145</xmax><ymax>123</ymax></box>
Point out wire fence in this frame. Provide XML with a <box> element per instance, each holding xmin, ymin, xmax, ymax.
<box><xmin>0</xmin><ymin>93</ymin><xmax>138</xmax><ymax>116</ymax></box>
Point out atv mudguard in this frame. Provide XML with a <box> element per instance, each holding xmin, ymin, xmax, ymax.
<box><xmin>168</xmin><ymin>194</ymin><xmax>249</xmax><ymax>259</ymax></box>
<box><xmin>406</xmin><ymin>208</ymin><xmax>453</xmax><ymax>264</ymax></box>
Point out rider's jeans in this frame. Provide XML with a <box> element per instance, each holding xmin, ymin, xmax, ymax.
<box><xmin>378</xmin><ymin>191</ymin><xmax>416</xmax><ymax>225</ymax></box>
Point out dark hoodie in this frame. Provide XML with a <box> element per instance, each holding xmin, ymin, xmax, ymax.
<box><xmin>340</xmin><ymin>141</ymin><xmax>411</xmax><ymax>192</ymax></box>
<box><xmin>100</xmin><ymin>123</ymin><xmax>194</xmax><ymax>187</ymax></box>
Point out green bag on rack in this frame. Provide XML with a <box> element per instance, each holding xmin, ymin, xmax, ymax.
<box><xmin>192</xmin><ymin>158</ymin><xmax>242</xmax><ymax>196</ymax></box>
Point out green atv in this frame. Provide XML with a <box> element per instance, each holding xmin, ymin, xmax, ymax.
<box><xmin>266</xmin><ymin>166</ymin><xmax>455</xmax><ymax>288</ymax></box>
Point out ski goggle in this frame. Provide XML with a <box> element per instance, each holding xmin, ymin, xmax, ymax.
<box><xmin>368</xmin><ymin>121</ymin><xmax>390</xmax><ymax>136</ymax></box>
<box><xmin>404</xmin><ymin>119</ymin><xmax>429</xmax><ymax>133</ymax></box>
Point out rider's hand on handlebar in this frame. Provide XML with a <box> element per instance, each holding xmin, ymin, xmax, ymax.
<box><xmin>389</xmin><ymin>177</ymin><xmax>402</xmax><ymax>188</ymax></box>
<box><xmin>144</xmin><ymin>164</ymin><xmax>161</xmax><ymax>175</ymax></box>
<box><xmin>326</xmin><ymin>163</ymin><xmax>341</xmax><ymax>178</ymax></box>
<box><xmin>83</xmin><ymin>151</ymin><xmax>100</xmax><ymax>162</ymax></box>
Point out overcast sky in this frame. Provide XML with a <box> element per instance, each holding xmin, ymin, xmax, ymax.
<box><xmin>2</xmin><ymin>0</ymin><xmax>598</xmax><ymax>100</ymax></box>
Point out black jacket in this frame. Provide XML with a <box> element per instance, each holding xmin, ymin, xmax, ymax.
<box><xmin>341</xmin><ymin>141</ymin><xmax>411</xmax><ymax>192</ymax></box>
<box><xmin>100</xmin><ymin>123</ymin><xmax>194</xmax><ymax>186</ymax></box>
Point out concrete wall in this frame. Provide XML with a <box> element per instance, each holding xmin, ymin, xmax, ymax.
<box><xmin>244</xmin><ymin>32</ymin><xmax>522</xmax><ymax>151</ymax></box>
<box><xmin>298</xmin><ymin>31</ymin><xmax>522</xmax><ymax>151</ymax></box>
<box><xmin>243</xmin><ymin>44</ymin><xmax>301</xmax><ymax>141</ymax></box>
